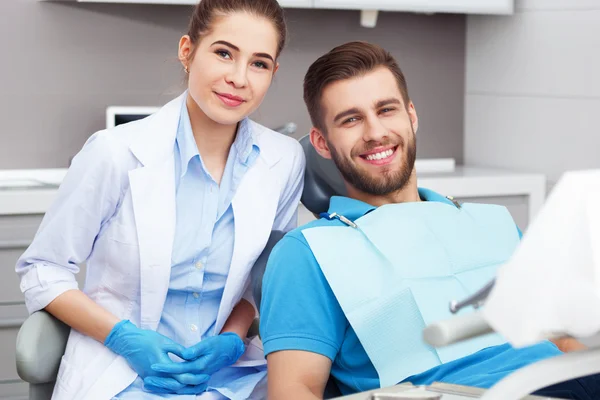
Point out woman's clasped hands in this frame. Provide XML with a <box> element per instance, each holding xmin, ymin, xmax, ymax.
<box><xmin>104</xmin><ymin>320</ymin><xmax>245</xmax><ymax>395</ymax></box>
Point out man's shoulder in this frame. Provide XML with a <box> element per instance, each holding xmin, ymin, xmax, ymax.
<box><xmin>282</xmin><ymin>217</ymin><xmax>340</xmax><ymax>247</ymax></box>
<box><xmin>266</xmin><ymin>217</ymin><xmax>341</xmax><ymax>275</ymax></box>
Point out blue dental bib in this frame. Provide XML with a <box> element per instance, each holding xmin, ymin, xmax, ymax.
<box><xmin>302</xmin><ymin>201</ymin><xmax>520</xmax><ymax>388</ymax></box>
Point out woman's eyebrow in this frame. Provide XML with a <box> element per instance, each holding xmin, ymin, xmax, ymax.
<box><xmin>211</xmin><ymin>40</ymin><xmax>240</xmax><ymax>51</ymax></box>
<box><xmin>211</xmin><ymin>40</ymin><xmax>274</xmax><ymax>62</ymax></box>
<box><xmin>254</xmin><ymin>52</ymin><xmax>274</xmax><ymax>62</ymax></box>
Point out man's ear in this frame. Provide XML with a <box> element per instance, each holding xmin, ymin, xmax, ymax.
<box><xmin>309</xmin><ymin>127</ymin><xmax>332</xmax><ymax>160</ymax></box>
<box><xmin>407</xmin><ymin>101</ymin><xmax>419</xmax><ymax>134</ymax></box>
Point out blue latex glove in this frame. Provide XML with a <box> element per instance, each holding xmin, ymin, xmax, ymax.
<box><xmin>150</xmin><ymin>332</ymin><xmax>245</xmax><ymax>378</ymax></box>
<box><xmin>104</xmin><ymin>320</ymin><xmax>187</xmax><ymax>380</ymax></box>
<box><xmin>143</xmin><ymin>374</ymin><xmax>210</xmax><ymax>395</ymax></box>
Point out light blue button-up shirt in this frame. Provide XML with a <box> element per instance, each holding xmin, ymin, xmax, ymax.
<box><xmin>116</xmin><ymin>99</ymin><xmax>260</xmax><ymax>399</ymax></box>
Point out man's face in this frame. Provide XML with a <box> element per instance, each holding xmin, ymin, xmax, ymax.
<box><xmin>311</xmin><ymin>67</ymin><xmax>418</xmax><ymax>196</ymax></box>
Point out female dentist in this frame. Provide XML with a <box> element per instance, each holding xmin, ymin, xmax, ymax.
<box><xmin>15</xmin><ymin>0</ymin><xmax>304</xmax><ymax>399</ymax></box>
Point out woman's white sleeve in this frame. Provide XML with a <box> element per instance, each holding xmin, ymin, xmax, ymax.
<box><xmin>16</xmin><ymin>133</ymin><xmax>126</xmax><ymax>314</ymax></box>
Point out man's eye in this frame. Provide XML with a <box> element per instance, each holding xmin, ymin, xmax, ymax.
<box><xmin>380</xmin><ymin>107</ymin><xmax>395</xmax><ymax>114</ymax></box>
<box><xmin>343</xmin><ymin>117</ymin><xmax>359</xmax><ymax>124</ymax></box>
<box><xmin>216</xmin><ymin>50</ymin><xmax>232</xmax><ymax>59</ymax></box>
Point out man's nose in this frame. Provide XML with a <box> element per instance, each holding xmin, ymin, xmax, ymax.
<box><xmin>362</xmin><ymin>116</ymin><xmax>388</xmax><ymax>143</ymax></box>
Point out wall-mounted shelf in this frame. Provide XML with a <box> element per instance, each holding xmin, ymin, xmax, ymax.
<box><xmin>313</xmin><ymin>0</ymin><xmax>514</xmax><ymax>14</ymax></box>
<box><xmin>40</xmin><ymin>0</ymin><xmax>313</xmax><ymax>7</ymax></box>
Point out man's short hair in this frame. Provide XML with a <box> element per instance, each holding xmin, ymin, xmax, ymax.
<box><xmin>303</xmin><ymin>41</ymin><xmax>411</xmax><ymax>132</ymax></box>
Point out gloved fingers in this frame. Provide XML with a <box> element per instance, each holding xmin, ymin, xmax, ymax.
<box><xmin>172</xmin><ymin>373</ymin><xmax>210</xmax><ymax>386</ymax></box>
<box><xmin>142</xmin><ymin>384</ymin><xmax>173</xmax><ymax>395</ymax></box>
<box><xmin>180</xmin><ymin>340</ymin><xmax>211</xmax><ymax>360</ymax></box>
<box><xmin>162</xmin><ymin>342</ymin><xmax>187</xmax><ymax>359</ymax></box>
<box><xmin>214</xmin><ymin>333</ymin><xmax>246</xmax><ymax>360</ymax></box>
<box><xmin>174</xmin><ymin>383</ymin><xmax>209</xmax><ymax>395</ymax></box>
<box><xmin>151</xmin><ymin>358</ymin><xmax>207</xmax><ymax>375</ymax></box>
<box><xmin>143</xmin><ymin>376</ymin><xmax>187</xmax><ymax>392</ymax></box>
<box><xmin>179</xmin><ymin>334</ymin><xmax>244</xmax><ymax>361</ymax></box>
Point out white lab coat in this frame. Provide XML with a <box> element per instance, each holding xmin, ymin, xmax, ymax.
<box><xmin>16</xmin><ymin>93</ymin><xmax>305</xmax><ymax>400</ymax></box>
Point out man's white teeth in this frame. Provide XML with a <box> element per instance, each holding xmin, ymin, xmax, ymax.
<box><xmin>366</xmin><ymin>149</ymin><xmax>394</xmax><ymax>161</ymax></box>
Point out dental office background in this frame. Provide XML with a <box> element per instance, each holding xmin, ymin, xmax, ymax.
<box><xmin>0</xmin><ymin>0</ymin><xmax>598</xmax><ymax>398</ymax></box>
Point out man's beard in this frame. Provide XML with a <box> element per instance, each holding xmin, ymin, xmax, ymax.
<box><xmin>328</xmin><ymin>129</ymin><xmax>417</xmax><ymax>196</ymax></box>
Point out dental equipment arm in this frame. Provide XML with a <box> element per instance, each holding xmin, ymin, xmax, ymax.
<box><xmin>423</xmin><ymin>311</ymin><xmax>494</xmax><ymax>348</ymax></box>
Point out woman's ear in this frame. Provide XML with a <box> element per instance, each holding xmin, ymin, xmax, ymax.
<box><xmin>309</xmin><ymin>127</ymin><xmax>332</xmax><ymax>160</ymax></box>
<box><xmin>178</xmin><ymin>35</ymin><xmax>193</xmax><ymax>70</ymax></box>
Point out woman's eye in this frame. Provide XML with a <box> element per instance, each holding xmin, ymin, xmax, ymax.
<box><xmin>253</xmin><ymin>61</ymin><xmax>269</xmax><ymax>69</ymax></box>
<box><xmin>216</xmin><ymin>50</ymin><xmax>232</xmax><ymax>59</ymax></box>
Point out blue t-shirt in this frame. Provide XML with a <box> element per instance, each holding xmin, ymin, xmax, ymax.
<box><xmin>259</xmin><ymin>188</ymin><xmax>562</xmax><ymax>395</ymax></box>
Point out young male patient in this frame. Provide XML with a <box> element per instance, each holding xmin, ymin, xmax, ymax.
<box><xmin>259</xmin><ymin>41</ymin><xmax>598</xmax><ymax>400</ymax></box>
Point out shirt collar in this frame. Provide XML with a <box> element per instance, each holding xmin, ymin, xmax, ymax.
<box><xmin>176</xmin><ymin>103</ymin><xmax>260</xmax><ymax>178</ymax></box>
<box><xmin>234</xmin><ymin>118</ymin><xmax>260</xmax><ymax>165</ymax></box>
<box><xmin>327</xmin><ymin>187</ymin><xmax>456</xmax><ymax>221</ymax></box>
<box><xmin>176</xmin><ymin>98</ymin><xmax>198</xmax><ymax>178</ymax></box>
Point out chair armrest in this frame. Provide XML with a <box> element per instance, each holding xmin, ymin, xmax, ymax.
<box><xmin>423</xmin><ymin>311</ymin><xmax>493</xmax><ymax>347</ymax></box>
<box><xmin>16</xmin><ymin>310</ymin><xmax>70</xmax><ymax>384</ymax></box>
<box><xmin>481</xmin><ymin>344</ymin><xmax>600</xmax><ymax>400</ymax></box>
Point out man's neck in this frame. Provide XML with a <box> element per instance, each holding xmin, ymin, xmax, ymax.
<box><xmin>346</xmin><ymin>171</ymin><xmax>421</xmax><ymax>207</ymax></box>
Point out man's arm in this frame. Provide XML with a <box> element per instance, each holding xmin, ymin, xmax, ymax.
<box><xmin>260</xmin><ymin>234</ymin><xmax>348</xmax><ymax>400</ymax></box>
<box><xmin>550</xmin><ymin>337</ymin><xmax>587</xmax><ymax>352</ymax></box>
<box><xmin>267</xmin><ymin>350</ymin><xmax>332</xmax><ymax>400</ymax></box>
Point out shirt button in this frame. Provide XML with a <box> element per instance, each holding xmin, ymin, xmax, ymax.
<box><xmin>193</xmin><ymin>292</ymin><xmax>199</xmax><ymax>299</ymax></box>
<box><xmin>195</xmin><ymin>261</ymin><xmax>203</xmax><ymax>269</ymax></box>
<box><xmin>190</xmin><ymin>324</ymin><xmax>198</xmax><ymax>332</ymax></box>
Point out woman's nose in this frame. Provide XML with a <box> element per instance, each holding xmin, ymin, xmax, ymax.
<box><xmin>225</xmin><ymin>64</ymin><xmax>248</xmax><ymax>88</ymax></box>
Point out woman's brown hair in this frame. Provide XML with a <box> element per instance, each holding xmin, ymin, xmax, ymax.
<box><xmin>186</xmin><ymin>0</ymin><xmax>287</xmax><ymax>60</ymax></box>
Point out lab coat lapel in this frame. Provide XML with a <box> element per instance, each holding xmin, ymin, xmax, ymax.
<box><xmin>127</xmin><ymin>94</ymin><xmax>183</xmax><ymax>330</ymax></box>
<box><xmin>129</xmin><ymin>159</ymin><xmax>176</xmax><ymax>330</ymax></box>
<box><xmin>215</xmin><ymin>160</ymin><xmax>278</xmax><ymax>332</ymax></box>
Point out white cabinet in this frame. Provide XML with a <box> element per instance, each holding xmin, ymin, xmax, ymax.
<box><xmin>313</xmin><ymin>0</ymin><xmax>514</xmax><ymax>14</ymax></box>
<box><xmin>40</xmin><ymin>0</ymin><xmax>513</xmax><ymax>14</ymax></box>
<box><xmin>41</xmin><ymin>0</ymin><xmax>313</xmax><ymax>7</ymax></box>
<box><xmin>278</xmin><ymin>0</ymin><xmax>312</xmax><ymax>8</ymax></box>
<box><xmin>39</xmin><ymin>0</ymin><xmax>197</xmax><ymax>3</ymax></box>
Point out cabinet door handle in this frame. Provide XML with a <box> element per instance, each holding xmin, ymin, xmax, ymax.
<box><xmin>0</xmin><ymin>240</ymin><xmax>31</xmax><ymax>250</ymax></box>
<box><xmin>0</xmin><ymin>318</ymin><xmax>26</xmax><ymax>329</ymax></box>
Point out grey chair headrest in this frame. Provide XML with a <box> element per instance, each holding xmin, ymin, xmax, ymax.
<box><xmin>251</xmin><ymin>230</ymin><xmax>286</xmax><ymax>313</ymax></box>
<box><xmin>299</xmin><ymin>135</ymin><xmax>347</xmax><ymax>216</ymax></box>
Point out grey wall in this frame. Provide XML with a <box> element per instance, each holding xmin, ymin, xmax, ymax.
<box><xmin>465</xmin><ymin>0</ymin><xmax>600</xmax><ymax>184</ymax></box>
<box><xmin>1</xmin><ymin>0</ymin><xmax>465</xmax><ymax>169</ymax></box>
